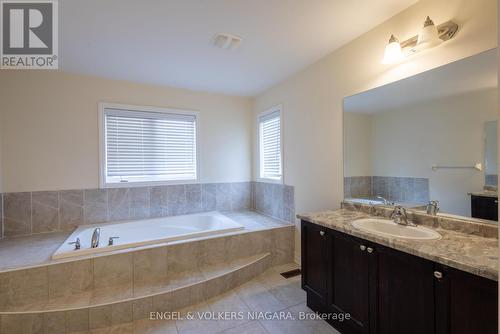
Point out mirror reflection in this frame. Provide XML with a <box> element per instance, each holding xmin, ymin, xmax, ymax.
<box><xmin>343</xmin><ymin>49</ymin><xmax>498</xmax><ymax>222</ymax></box>
<box><xmin>484</xmin><ymin>120</ymin><xmax>497</xmax><ymax>188</ymax></box>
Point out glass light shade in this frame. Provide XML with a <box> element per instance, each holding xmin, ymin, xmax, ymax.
<box><xmin>416</xmin><ymin>18</ymin><xmax>442</xmax><ymax>49</ymax></box>
<box><xmin>382</xmin><ymin>40</ymin><xmax>403</xmax><ymax>64</ymax></box>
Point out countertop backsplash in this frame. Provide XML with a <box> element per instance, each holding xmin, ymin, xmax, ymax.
<box><xmin>341</xmin><ymin>200</ymin><xmax>498</xmax><ymax>239</ymax></box>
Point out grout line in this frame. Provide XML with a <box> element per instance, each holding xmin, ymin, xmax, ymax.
<box><xmin>30</xmin><ymin>192</ymin><xmax>33</xmax><ymax>234</ymax></box>
<box><xmin>83</xmin><ymin>190</ymin><xmax>87</xmax><ymax>225</ymax></box>
<box><xmin>1</xmin><ymin>193</ymin><xmax>3</xmax><ymax>238</ymax></box>
<box><xmin>57</xmin><ymin>191</ymin><xmax>61</xmax><ymax>231</ymax></box>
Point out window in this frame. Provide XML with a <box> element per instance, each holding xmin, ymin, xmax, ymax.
<box><xmin>259</xmin><ymin>106</ymin><xmax>282</xmax><ymax>181</ymax></box>
<box><xmin>99</xmin><ymin>104</ymin><xmax>198</xmax><ymax>187</ymax></box>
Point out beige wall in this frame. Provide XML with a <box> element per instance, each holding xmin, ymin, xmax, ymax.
<box><xmin>367</xmin><ymin>89</ymin><xmax>496</xmax><ymax>217</ymax></box>
<box><xmin>254</xmin><ymin>0</ymin><xmax>497</xmax><ymax>261</ymax></box>
<box><xmin>343</xmin><ymin>113</ymin><xmax>373</xmax><ymax>177</ymax></box>
<box><xmin>0</xmin><ymin>71</ymin><xmax>253</xmax><ymax>192</ymax></box>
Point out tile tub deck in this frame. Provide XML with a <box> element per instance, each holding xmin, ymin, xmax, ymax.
<box><xmin>0</xmin><ymin>210</ymin><xmax>292</xmax><ymax>273</ymax></box>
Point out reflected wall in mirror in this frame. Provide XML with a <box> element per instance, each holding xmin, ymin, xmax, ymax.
<box><xmin>484</xmin><ymin>120</ymin><xmax>497</xmax><ymax>188</ymax></box>
<box><xmin>343</xmin><ymin>49</ymin><xmax>498</xmax><ymax>222</ymax></box>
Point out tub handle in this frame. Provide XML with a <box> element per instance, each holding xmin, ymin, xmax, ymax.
<box><xmin>108</xmin><ymin>236</ymin><xmax>120</xmax><ymax>246</ymax></box>
<box><xmin>68</xmin><ymin>237</ymin><xmax>81</xmax><ymax>250</ymax></box>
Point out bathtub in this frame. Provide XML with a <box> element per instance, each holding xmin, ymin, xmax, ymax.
<box><xmin>52</xmin><ymin>211</ymin><xmax>244</xmax><ymax>260</ymax></box>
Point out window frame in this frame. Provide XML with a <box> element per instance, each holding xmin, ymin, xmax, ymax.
<box><xmin>258</xmin><ymin>104</ymin><xmax>284</xmax><ymax>184</ymax></box>
<box><xmin>98</xmin><ymin>102</ymin><xmax>200</xmax><ymax>188</ymax></box>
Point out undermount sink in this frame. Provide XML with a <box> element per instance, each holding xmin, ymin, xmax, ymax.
<box><xmin>352</xmin><ymin>218</ymin><xmax>441</xmax><ymax>240</ymax></box>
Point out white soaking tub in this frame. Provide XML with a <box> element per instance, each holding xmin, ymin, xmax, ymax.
<box><xmin>52</xmin><ymin>211</ymin><xmax>244</xmax><ymax>260</ymax></box>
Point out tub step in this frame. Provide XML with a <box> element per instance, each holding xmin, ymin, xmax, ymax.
<box><xmin>0</xmin><ymin>253</ymin><xmax>270</xmax><ymax>315</ymax></box>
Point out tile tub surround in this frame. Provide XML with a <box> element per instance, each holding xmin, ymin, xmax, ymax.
<box><xmin>0</xmin><ymin>210</ymin><xmax>293</xmax><ymax>273</ymax></box>
<box><xmin>344</xmin><ymin>176</ymin><xmax>430</xmax><ymax>203</ymax></box>
<box><xmin>298</xmin><ymin>203</ymin><xmax>498</xmax><ymax>281</ymax></box>
<box><xmin>343</xmin><ymin>176</ymin><xmax>372</xmax><ymax>199</ymax></box>
<box><xmin>0</xmin><ymin>181</ymin><xmax>294</xmax><ymax>238</ymax></box>
<box><xmin>253</xmin><ymin>182</ymin><xmax>295</xmax><ymax>223</ymax></box>
<box><xmin>0</xmin><ymin>214</ymin><xmax>294</xmax><ymax>332</ymax></box>
<box><xmin>485</xmin><ymin>174</ymin><xmax>498</xmax><ymax>187</ymax></box>
<box><xmin>0</xmin><ymin>263</ymin><xmax>339</xmax><ymax>334</ymax></box>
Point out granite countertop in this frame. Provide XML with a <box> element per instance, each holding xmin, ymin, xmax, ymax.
<box><xmin>298</xmin><ymin>209</ymin><xmax>498</xmax><ymax>281</ymax></box>
<box><xmin>468</xmin><ymin>191</ymin><xmax>498</xmax><ymax>198</ymax></box>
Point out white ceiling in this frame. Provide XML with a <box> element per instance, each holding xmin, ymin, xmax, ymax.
<box><xmin>59</xmin><ymin>0</ymin><xmax>417</xmax><ymax>96</ymax></box>
<box><xmin>344</xmin><ymin>49</ymin><xmax>498</xmax><ymax>114</ymax></box>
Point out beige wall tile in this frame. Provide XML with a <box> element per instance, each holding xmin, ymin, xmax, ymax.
<box><xmin>133</xmin><ymin>247</ymin><xmax>168</xmax><ymax>291</ymax></box>
<box><xmin>111</xmin><ymin>301</ymin><xmax>133</xmax><ymax>325</ymax></box>
<box><xmin>66</xmin><ymin>309</ymin><xmax>89</xmax><ymax>333</ymax></box>
<box><xmin>198</xmin><ymin>237</ymin><xmax>227</xmax><ymax>266</ymax></box>
<box><xmin>48</xmin><ymin>260</ymin><xmax>93</xmax><ymax>299</ymax></box>
<box><xmin>0</xmin><ymin>314</ymin><xmax>44</xmax><ymax>334</ymax></box>
<box><xmin>59</xmin><ymin>190</ymin><xmax>84</xmax><ymax>231</ymax></box>
<box><xmin>272</xmin><ymin>227</ymin><xmax>294</xmax><ymax>265</ymax></box>
<box><xmin>32</xmin><ymin>191</ymin><xmax>59</xmax><ymax>233</ymax></box>
<box><xmin>167</xmin><ymin>242</ymin><xmax>200</xmax><ymax>273</ymax></box>
<box><xmin>84</xmin><ymin>189</ymin><xmax>108</xmax><ymax>224</ymax></box>
<box><xmin>93</xmin><ymin>253</ymin><xmax>133</xmax><ymax>290</ymax></box>
<box><xmin>89</xmin><ymin>305</ymin><xmax>112</xmax><ymax>329</ymax></box>
<box><xmin>4</xmin><ymin>192</ymin><xmax>31</xmax><ymax>236</ymax></box>
<box><xmin>8</xmin><ymin>266</ymin><xmax>48</xmax><ymax>306</ymax></box>
<box><xmin>133</xmin><ymin>298</ymin><xmax>153</xmax><ymax>320</ymax></box>
<box><xmin>43</xmin><ymin>311</ymin><xmax>66</xmax><ymax>334</ymax></box>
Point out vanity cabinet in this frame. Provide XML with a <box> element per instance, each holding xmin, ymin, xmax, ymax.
<box><xmin>435</xmin><ymin>265</ymin><xmax>498</xmax><ymax>334</ymax></box>
<box><xmin>327</xmin><ymin>230</ymin><xmax>371</xmax><ymax>334</ymax></box>
<box><xmin>470</xmin><ymin>195</ymin><xmax>498</xmax><ymax>221</ymax></box>
<box><xmin>301</xmin><ymin>221</ymin><xmax>329</xmax><ymax>305</ymax></box>
<box><xmin>301</xmin><ymin>220</ymin><xmax>498</xmax><ymax>334</ymax></box>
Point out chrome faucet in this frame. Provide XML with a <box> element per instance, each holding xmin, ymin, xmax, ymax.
<box><xmin>68</xmin><ymin>237</ymin><xmax>81</xmax><ymax>250</ymax></box>
<box><xmin>376</xmin><ymin>196</ymin><xmax>395</xmax><ymax>206</ymax></box>
<box><xmin>390</xmin><ymin>206</ymin><xmax>416</xmax><ymax>226</ymax></box>
<box><xmin>426</xmin><ymin>200</ymin><xmax>439</xmax><ymax>215</ymax></box>
<box><xmin>91</xmin><ymin>228</ymin><xmax>100</xmax><ymax>248</ymax></box>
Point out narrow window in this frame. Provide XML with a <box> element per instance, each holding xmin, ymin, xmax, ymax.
<box><xmin>259</xmin><ymin>106</ymin><xmax>282</xmax><ymax>182</ymax></box>
<box><xmin>99</xmin><ymin>104</ymin><xmax>198</xmax><ymax>187</ymax></box>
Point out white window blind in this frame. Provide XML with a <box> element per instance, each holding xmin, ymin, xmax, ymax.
<box><xmin>102</xmin><ymin>106</ymin><xmax>197</xmax><ymax>185</ymax></box>
<box><xmin>259</xmin><ymin>109</ymin><xmax>282</xmax><ymax>180</ymax></box>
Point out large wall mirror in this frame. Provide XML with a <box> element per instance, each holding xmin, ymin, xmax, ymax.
<box><xmin>343</xmin><ymin>49</ymin><xmax>498</xmax><ymax>223</ymax></box>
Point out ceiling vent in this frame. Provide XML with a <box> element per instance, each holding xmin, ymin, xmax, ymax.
<box><xmin>212</xmin><ymin>33</ymin><xmax>242</xmax><ymax>50</ymax></box>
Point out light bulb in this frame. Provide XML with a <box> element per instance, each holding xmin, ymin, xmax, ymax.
<box><xmin>416</xmin><ymin>16</ymin><xmax>442</xmax><ymax>50</ymax></box>
<box><xmin>382</xmin><ymin>35</ymin><xmax>403</xmax><ymax>64</ymax></box>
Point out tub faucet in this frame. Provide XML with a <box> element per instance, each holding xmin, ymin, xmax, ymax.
<box><xmin>426</xmin><ymin>200</ymin><xmax>439</xmax><ymax>215</ymax></box>
<box><xmin>91</xmin><ymin>228</ymin><xmax>100</xmax><ymax>248</ymax></box>
<box><xmin>390</xmin><ymin>206</ymin><xmax>416</xmax><ymax>227</ymax></box>
<box><xmin>68</xmin><ymin>237</ymin><xmax>81</xmax><ymax>250</ymax></box>
<box><xmin>376</xmin><ymin>196</ymin><xmax>394</xmax><ymax>206</ymax></box>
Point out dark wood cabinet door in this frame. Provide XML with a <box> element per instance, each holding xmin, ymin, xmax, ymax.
<box><xmin>328</xmin><ymin>231</ymin><xmax>371</xmax><ymax>334</ymax></box>
<box><xmin>376</xmin><ymin>245</ymin><xmax>435</xmax><ymax>334</ymax></box>
<box><xmin>435</xmin><ymin>265</ymin><xmax>498</xmax><ymax>334</ymax></box>
<box><xmin>301</xmin><ymin>221</ymin><xmax>329</xmax><ymax>304</ymax></box>
<box><xmin>471</xmin><ymin>195</ymin><xmax>498</xmax><ymax>221</ymax></box>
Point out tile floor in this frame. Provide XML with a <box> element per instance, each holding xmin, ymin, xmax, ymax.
<box><xmin>88</xmin><ymin>263</ymin><xmax>340</xmax><ymax>334</ymax></box>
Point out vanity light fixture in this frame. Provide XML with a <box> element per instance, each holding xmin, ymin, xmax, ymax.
<box><xmin>416</xmin><ymin>16</ymin><xmax>442</xmax><ymax>49</ymax></box>
<box><xmin>382</xmin><ymin>16</ymin><xmax>458</xmax><ymax>64</ymax></box>
<box><xmin>382</xmin><ymin>34</ymin><xmax>403</xmax><ymax>65</ymax></box>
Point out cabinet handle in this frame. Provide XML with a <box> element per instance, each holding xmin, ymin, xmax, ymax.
<box><xmin>366</xmin><ymin>247</ymin><xmax>374</xmax><ymax>253</ymax></box>
<box><xmin>360</xmin><ymin>245</ymin><xmax>366</xmax><ymax>251</ymax></box>
<box><xmin>319</xmin><ymin>231</ymin><xmax>325</xmax><ymax>236</ymax></box>
<box><xmin>434</xmin><ymin>271</ymin><xmax>443</xmax><ymax>279</ymax></box>
<box><xmin>495</xmin><ymin>200</ymin><xmax>498</xmax><ymax>204</ymax></box>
